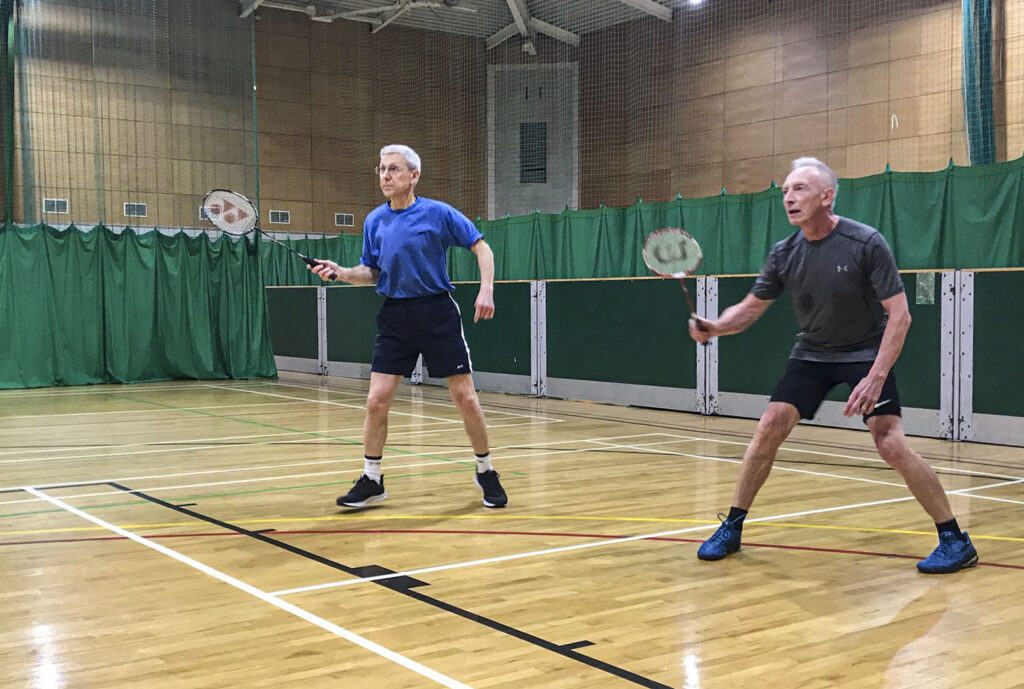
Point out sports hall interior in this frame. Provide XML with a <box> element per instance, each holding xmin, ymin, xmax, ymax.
<box><xmin>1</xmin><ymin>1</ymin><xmax>1023</xmax><ymax>688</ymax></box>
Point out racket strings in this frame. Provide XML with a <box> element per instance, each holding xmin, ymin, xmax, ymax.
<box><xmin>643</xmin><ymin>231</ymin><xmax>702</xmax><ymax>277</ymax></box>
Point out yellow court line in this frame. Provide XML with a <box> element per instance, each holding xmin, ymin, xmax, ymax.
<box><xmin>4</xmin><ymin>513</ymin><xmax>1024</xmax><ymax>543</ymax></box>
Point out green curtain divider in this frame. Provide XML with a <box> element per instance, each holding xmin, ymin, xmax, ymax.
<box><xmin>260</xmin><ymin>156</ymin><xmax>1024</xmax><ymax>286</ymax></box>
<box><xmin>260</xmin><ymin>233</ymin><xmax>364</xmax><ymax>285</ymax></box>
<box><xmin>0</xmin><ymin>223</ymin><xmax>277</xmax><ymax>389</ymax></box>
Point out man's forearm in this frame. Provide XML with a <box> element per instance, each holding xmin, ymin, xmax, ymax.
<box><xmin>869</xmin><ymin>310</ymin><xmax>910</xmax><ymax>378</ymax></box>
<box><xmin>335</xmin><ymin>264</ymin><xmax>379</xmax><ymax>286</ymax></box>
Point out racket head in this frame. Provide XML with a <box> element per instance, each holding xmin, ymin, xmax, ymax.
<box><xmin>642</xmin><ymin>227</ymin><xmax>703</xmax><ymax>278</ymax></box>
<box><xmin>202</xmin><ymin>189</ymin><xmax>258</xmax><ymax>236</ymax></box>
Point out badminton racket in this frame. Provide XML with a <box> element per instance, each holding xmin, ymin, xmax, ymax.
<box><xmin>201</xmin><ymin>189</ymin><xmax>336</xmax><ymax>279</ymax></box>
<box><xmin>642</xmin><ymin>227</ymin><xmax>706</xmax><ymax>329</ymax></box>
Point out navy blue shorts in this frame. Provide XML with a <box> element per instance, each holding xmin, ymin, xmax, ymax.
<box><xmin>371</xmin><ymin>292</ymin><xmax>473</xmax><ymax>378</ymax></box>
<box><xmin>770</xmin><ymin>359</ymin><xmax>902</xmax><ymax>421</ymax></box>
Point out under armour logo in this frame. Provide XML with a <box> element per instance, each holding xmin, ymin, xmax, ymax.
<box><xmin>836</xmin><ymin>265</ymin><xmax>849</xmax><ymax>272</ymax></box>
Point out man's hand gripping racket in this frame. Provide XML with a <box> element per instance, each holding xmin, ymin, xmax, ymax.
<box><xmin>642</xmin><ymin>228</ymin><xmax>710</xmax><ymax>337</ymax></box>
<box><xmin>202</xmin><ymin>189</ymin><xmax>336</xmax><ymax>279</ymax></box>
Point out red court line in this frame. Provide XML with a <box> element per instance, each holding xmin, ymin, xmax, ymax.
<box><xmin>2</xmin><ymin>528</ymin><xmax>1021</xmax><ymax>570</ymax></box>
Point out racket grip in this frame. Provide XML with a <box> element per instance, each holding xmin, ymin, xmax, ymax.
<box><xmin>302</xmin><ymin>256</ymin><xmax>338</xmax><ymax>281</ymax></box>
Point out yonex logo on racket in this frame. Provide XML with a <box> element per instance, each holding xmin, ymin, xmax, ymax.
<box><xmin>208</xmin><ymin>199</ymin><xmax>248</xmax><ymax>225</ymax></box>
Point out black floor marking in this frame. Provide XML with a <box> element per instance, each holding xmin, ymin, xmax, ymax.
<box><xmin>561</xmin><ymin>640</ymin><xmax>595</xmax><ymax>650</ymax></box>
<box><xmin>32</xmin><ymin>481</ymin><xmax>113</xmax><ymax>490</ymax></box>
<box><xmin>108</xmin><ymin>482</ymin><xmax>672</xmax><ymax>689</ymax></box>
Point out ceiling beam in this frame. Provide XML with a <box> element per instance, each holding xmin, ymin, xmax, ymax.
<box><xmin>530</xmin><ymin>17</ymin><xmax>579</xmax><ymax>47</ymax></box>
<box><xmin>238</xmin><ymin>0</ymin><xmax>264</xmax><ymax>19</ymax></box>
<box><xmin>503</xmin><ymin>0</ymin><xmax>537</xmax><ymax>55</ymax></box>
<box><xmin>486</xmin><ymin>22</ymin><xmax>519</xmax><ymax>50</ymax></box>
<box><xmin>371</xmin><ymin>1</ymin><xmax>413</xmax><ymax>33</ymax></box>
<box><xmin>616</xmin><ymin>0</ymin><xmax>672</xmax><ymax>22</ymax></box>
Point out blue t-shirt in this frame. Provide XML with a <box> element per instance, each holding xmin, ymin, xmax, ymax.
<box><xmin>360</xmin><ymin>197</ymin><xmax>483</xmax><ymax>299</ymax></box>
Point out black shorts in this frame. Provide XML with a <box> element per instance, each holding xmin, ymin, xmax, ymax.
<box><xmin>770</xmin><ymin>359</ymin><xmax>902</xmax><ymax>422</ymax></box>
<box><xmin>371</xmin><ymin>292</ymin><xmax>473</xmax><ymax>378</ymax></box>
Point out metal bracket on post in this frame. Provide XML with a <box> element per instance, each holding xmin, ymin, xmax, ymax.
<box><xmin>531</xmin><ymin>280</ymin><xmax>547</xmax><ymax>397</ymax></box>
<box><xmin>696</xmin><ymin>276</ymin><xmax>719</xmax><ymax>415</ymax></box>
<box><xmin>939</xmin><ymin>271</ymin><xmax>957</xmax><ymax>439</ymax></box>
<box><xmin>957</xmin><ymin>271</ymin><xmax>975</xmax><ymax>441</ymax></box>
<box><xmin>317</xmin><ymin>286</ymin><xmax>327</xmax><ymax>379</ymax></box>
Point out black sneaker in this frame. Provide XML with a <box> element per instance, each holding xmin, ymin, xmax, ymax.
<box><xmin>337</xmin><ymin>474</ymin><xmax>387</xmax><ymax>508</ymax></box>
<box><xmin>474</xmin><ymin>470</ymin><xmax>507</xmax><ymax>508</ymax></box>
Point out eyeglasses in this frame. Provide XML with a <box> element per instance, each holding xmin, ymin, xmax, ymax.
<box><xmin>375</xmin><ymin>164</ymin><xmax>409</xmax><ymax>177</ymax></box>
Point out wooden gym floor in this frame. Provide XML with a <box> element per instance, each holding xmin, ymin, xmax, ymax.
<box><xmin>1</xmin><ymin>372</ymin><xmax>1022</xmax><ymax>689</ymax></box>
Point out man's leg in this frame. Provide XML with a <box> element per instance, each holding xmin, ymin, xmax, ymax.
<box><xmin>731</xmin><ymin>402</ymin><xmax>802</xmax><ymax>508</ymax></box>
<box><xmin>446</xmin><ymin>372</ymin><xmax>489</xmax><ymax>454</ymax></box>
<box><xmin>337</xmin><ymin>372</ymin><xmax>402</xmax><ymax>509</ymax></box>
<box><xmin>698</xmin><ymin>402</ymin><xmax>800</xmax><ymax>560</ymax></box>
<box><xmin>867</xmin><ymin>414</ymin><xmax>952</xmax><ymax>521</ymax></box>
<box><xmin>447</xmin><ymin>373</ymin><xmax>507</xmax><ymax>508</ymax></box>
<box><xmin>867</xmin><ymin>414</ymin><xmax>978</xmax><ymax>573</ymax></box>
<box><xmin>364</xmin><ymin>372</ymin><xmax>404</xmax><ymax>456</ymax></box>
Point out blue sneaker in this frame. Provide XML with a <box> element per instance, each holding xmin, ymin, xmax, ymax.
<box><xmin>697</xmin><ymin>513</ymin><xmax>742</xmax><ymax>561</ymax></box>
<box><xmin>917</xmin><ymin>531</ymin><xmax>978</xmax><ymax>574</ymax></box>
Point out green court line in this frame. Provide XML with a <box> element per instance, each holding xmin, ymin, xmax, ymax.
<box><xmin>124</xmin><ymin>394</ymin><xmax>526</xmax><ymax>476</ymax></box>
<box><xmin>0</xmin><ymin>466</ymin><xmax>486</xmax><ymax>520</ymax></box>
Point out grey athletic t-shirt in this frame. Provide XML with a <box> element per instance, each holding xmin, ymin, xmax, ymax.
<box><xmin>750</xmin><ymin>217</ymin><xmax>905</xmax><ymax>362</ymax></box>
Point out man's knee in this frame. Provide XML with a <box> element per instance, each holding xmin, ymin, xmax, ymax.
<box><xmin>447</xmin><ymin>375</ymin><xmax>480</xmax><ymax>410</ymax></box>
<box><xmin>756</xmin><ymin>403</ymin><xmax>799</xmax><ymax>440</ymax></box>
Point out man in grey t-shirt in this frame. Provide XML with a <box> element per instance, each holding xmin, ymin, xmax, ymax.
<box><xmin>687</xmin><ymin>157</ymin><xmax>978</xmax><ymax>574</ymax></box>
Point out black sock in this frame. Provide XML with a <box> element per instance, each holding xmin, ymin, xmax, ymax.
<box><xmin>936</xmin><ymin>518</ymin><xmax>963</xmax><ymax>539</ymax></box>
<box><xmin>727</xmin><ymin>506</ymin><xmax>748</xmax><ymax>527</ymax></box>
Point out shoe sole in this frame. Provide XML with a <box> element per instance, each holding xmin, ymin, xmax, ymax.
<box><xmin>474</xmin><ymin>474</ymin><xmax>507</xmax><ymax>508</ymax></box>
<box><xmin>697</xmin><ymin>547</ymin><xmax>739</xmax><ymax>561</ymax></box>
<box><xmin>338</xmin><ymin>491</ymin><xmax>387</xmax><ymax>509</ymax></box>
<box><xmin>917</xmin><ymin>550</ymin><xmax>979</xmax><ymax>574</ymax></box>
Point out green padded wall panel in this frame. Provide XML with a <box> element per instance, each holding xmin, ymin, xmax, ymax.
<box><xmin>546</xmin><ymin>279</ymin><xmax>696</xmax><ymax>388</ymax></box>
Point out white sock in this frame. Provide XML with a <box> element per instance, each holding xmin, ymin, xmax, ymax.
<box><xmin>475</xmin><ymin>453</ymin><xmax>493</xmax><ymax>473</ymax></box>
<box><xmin>364</xmin><ymin>456</ymin><xmax>382</xmax><ymax>483</ymax></box>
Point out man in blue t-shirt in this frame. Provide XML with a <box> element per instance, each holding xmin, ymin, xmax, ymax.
<box><xmin>687</xmin><ymin>157</ymin><xmax>977</xmax><ymax>575</ymax></box>
<box><xmin>310</xmin><ymin>144</ymin><xmax>507</xmax><ymax>510</ymax></box>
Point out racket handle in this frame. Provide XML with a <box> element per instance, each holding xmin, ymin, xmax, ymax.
<box><xmin>302</xmin><ymin>256</ymin><xmax>338</xmax><ymax>281</ymax></box>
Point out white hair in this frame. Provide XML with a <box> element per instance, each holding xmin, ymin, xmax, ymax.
<box><xmin>380</xmin><ymin>144</ymin><xmax>421</xmax><ymax>175</ymax></box>
<box><xmin>791</xmin><ymin>156</ymin><xmax>838</xmax><ymax>200</ymax></box>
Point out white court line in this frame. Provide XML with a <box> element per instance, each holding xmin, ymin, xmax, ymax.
<box><xmin>600</xmin><ymin>438</ymin><xmax>1024</xmax><ymax>501</ymax></box>
<box><xmin>950</xmin><ymin>478</ymin><xmax>1024</xmax><ymax>504</ymax></box>
<box><xmin>0</xmin><ymin>413</ymin><xmax>554</xmax><ymax>466</ymax></box>
<box><xmin>24</xmin><ymin>487</ymin><xmax>475</xmax><ymax>689</ymax></box>
<box><xmin>665</xmin><ymin>432</ymin><xmax>1024</xmax><ymax>482</ymax></box>
<box><xmin>270</xmin><ymin>494</ymin><xmax>918</xmax><ymax>596</ymax></box>
<box><xmin>238</xmin><ymin>381</ymin><xmax>565</xmax><ymax>422</ymax></box>
<box><xmin>0</xmin><ymin>418</ymin><xmax>458</xmax><ymax>462</ymax></box>
<box><xmin>0</xmin><ymin>382</ymin><xmax>252</xmax><ymax>399</ymax></box>
<box><xmin>0</xmin><ymin>400</ymin><xmax>313</xmax><ymax>422</ymax></box>
<box><xmin>587</xmin><ymin>439</ymin><xmax>908</xmax><ymax>488</ymax></box>
<box><xmin>205</xmin><ymin>385</ymin><xmax>462</xmax><ymax>423</ymax></box>
<box><xmin>0</xmin><ymin>434</ymin><xmax>661</xmax><ymax>505</ymax></box>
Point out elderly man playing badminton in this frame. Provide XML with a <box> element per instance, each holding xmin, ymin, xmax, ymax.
<box><xmin>688</xmin><ymin>156</ymin><xmax>977</xmax><ymax>574</ymax></box>
<box><xmin>309</xmin><ymin>144</ymin><xmax>507</xmax><ymax>510</ymax></box>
